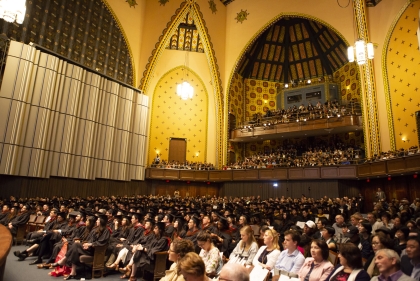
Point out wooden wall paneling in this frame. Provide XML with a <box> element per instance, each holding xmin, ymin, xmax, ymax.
<box><xmin>232</xmin><ymin>170</ymin><xmax>258</xmax><ymax>180</ymax></box>
<box><xmin>321</xmin><ymin>167</ymin><xmax>338</xmax><ymax>178</ymax></box>
<box><xmin>386</xmin><ymin>158</ymin><xmax>406</xmax><ymax>174</ymax></box>
<box><xmin>357</xmin><ymin>164</ymin><xmax>371</xmax><ymax>177</ymax></box>
<box><xmin>338</xmin><ymin>166</ymin><xmax>357</xmax><ymax>178</ymax></box>
<box><xmin>258</xmin><ymin>169</ymin><xmax>274</xmax><ymax>180</ymax></box>
<box><xmin>164</xmin><ymin>169</ymin><xmax>180</xmax><ymax>179</ymax></box>
<box><xmin>149</xmin><ymin>169</ymin><xmax>165</xmax><ymax>178</ymax></box>
<box><xmin>209</xmin><ymin>171</ymin><xmax>232</xmax><ymax>181</ymax></box>
<box><xmin>404</xmin><ymin>155</ymin><xmax>420</xmax><ymax>172</ymax></box>
<box><xmin>337</xmin><ymin>180</ymin><xmax>361</xmax><ymax>199</ymax></box>
<box><xmin>273</xmin><ymin>169</ymin><xmax>288</xmax><ymax>179</ymax></box>
<box><xmin>179</xmin><ymin>170</ymin><xmax>196</xmax><ymax>180</ymax></box>
<box><xmin>370</xmin><ymin>162</ymin><xmax>387</xmax><ymax>175</ymax></box>
<box><xmin>221</xmin><ymin>180</ymin><xmax>339</xmax><ymax>200</ymax></box>
<box><xmin>288</xmin><ymin>168</ymin><xmax>304</xmax><ymax>179</ymax></box>
<box><xmin>194</xmin><ymin>171</ymin><xmax>209</xmax><ymax>181</ymax></box>
<box><xmin>303</xmin><ymin>168</ymin><xmax>320</xmax><ymax>179</ymax></box>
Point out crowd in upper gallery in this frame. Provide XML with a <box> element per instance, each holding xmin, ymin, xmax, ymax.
<box><xmin>240</xmin><ymin>99</ymin><xmax>358</xmax><ymax>129</ymax></box>
<box><xmin>1</xmin><ymin>191</ymin><xmax>420</xmax><ymax>280</ymax></box>
<box><xmin>150</xmin><ymin>144</ymin><xmax>420</xmax><ymax>170</ymax></box>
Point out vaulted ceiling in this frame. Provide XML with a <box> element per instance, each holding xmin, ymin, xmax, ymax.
<box><xmin>220</xmin><ymin>0</ymin><xmax>382</xmax><ymax>6</ymax></box>
<box><xmin>235</xmin><ymin>17</ymin><xmax>349</xmax><ymax>83</ymax></box>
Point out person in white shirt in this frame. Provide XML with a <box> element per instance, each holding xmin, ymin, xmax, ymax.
<box><xmin>272</xmin><ymin>230</ymin><xmax>305</xmax><ymax>280</ymax></box>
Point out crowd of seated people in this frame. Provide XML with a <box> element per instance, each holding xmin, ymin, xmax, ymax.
<box><xmin>367</xmin><ymin>146</ymin><xmax>420</xmax><ymax>162</ymax></box>
<box><xmin>226</xmin><ymin>143</ymin><xmax>361</xmax><ymax>169</ymax></box>
<box><xmin>245</xmin><ymin>99</ymin><xmax>354</xmax><ymax>129</ymax></box>
<box><xmin>2</xmin><ymin>192</ymin><xmax>420</xmax><ymax>281</ymax></box>
<box><xmin>151</xmin><ymin>159</ymin><xmax>215</xmax><ymax>170</ymax></box>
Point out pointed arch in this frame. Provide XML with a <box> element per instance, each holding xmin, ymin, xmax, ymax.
<box><xmin>140</xmin><ymin>0</ymin><xmax>224</xmax><ymax>168</ymax></box>
<box><xmin>381</xmin><ymin>0</ymin><xmax>414</xmax><ymax>151</ymax></box>
<box><xmin>225</xmin><ymin>13</ymin><xmax>355</xmax><ymax>165</ymax></box>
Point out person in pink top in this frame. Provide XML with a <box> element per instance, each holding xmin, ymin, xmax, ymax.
<box><xmin>298</xmin><ymin>239</ymin><xmax>333</xmax><ymax>281</ymax></box>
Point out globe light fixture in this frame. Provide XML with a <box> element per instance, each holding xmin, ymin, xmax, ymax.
<box><xmin>176</xmin><ymin>51</ymin><xmax>194</xmax><ymax>100</ymax></box>
<box><xmin>0</xmin><ymin>0</ymin><xmax>26</xmax><ymax>24</ymax></box>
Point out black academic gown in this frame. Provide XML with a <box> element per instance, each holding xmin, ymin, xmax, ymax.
<box><xmin>8</xmin><ymin>211</ymin><xmax>31</xmax><ymax>235</ymax></box>
<box><xmin>46</xmin><ymin>222</ymin><xmax>86</xmax><ymax>264</ymax></box>
<box><xmin>65</xmin><ymin>226</ymin><xmax>110</xmax><ymax>265</ymax></box>
<box><xmin>34</xmin><ymin>219</ymin><xmax>69</xmax><ymax>259</ymax></box>
<box><xmin>132</xmin><ymin>235</ymin><xmax>169</xmax><ymax>271</ymax></box>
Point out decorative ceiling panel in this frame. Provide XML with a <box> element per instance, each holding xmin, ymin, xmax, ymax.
<box><xmin>237</xmin><ymin>17</ymin><xmax>348</xmax><ymax>83</ymax></box>
<box><xmin>165</xmin><ymin>11</ymin><xmax>204</xmax><ymax>53</ymax></box>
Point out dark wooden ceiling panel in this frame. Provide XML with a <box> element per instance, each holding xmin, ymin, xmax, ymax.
<box><xmin>236</xmin><ymin>17</ymin><xmax>348</xmax><ymax>83</ymax></box>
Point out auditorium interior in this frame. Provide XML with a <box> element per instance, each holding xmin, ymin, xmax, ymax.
<box><xmin>0</xmin><ymin>0</ymin><xmax>419</xmax><ymax>210</ymax></box>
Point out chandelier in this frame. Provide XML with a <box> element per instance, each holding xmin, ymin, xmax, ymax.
<box><xmin>347</xmin><ymin>39</ymin><xmax>374</xmax><ymax>65</ymax></box>
<box><xmin>0</xmin><ymin>0</ymin><xmax>27</xmax><ymax>24</ymax></box>
<box><xmin>176</xmin><ymin>51</ymin><xmax>194</xmax><ymax>100</ymax></box>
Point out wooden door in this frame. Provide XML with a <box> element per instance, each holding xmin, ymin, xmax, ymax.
<box><xmin>168</xmin><ymin>138</ymin><xmax>186</xmax><ymax>163</ymax></box>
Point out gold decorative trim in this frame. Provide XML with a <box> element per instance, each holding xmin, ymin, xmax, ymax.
<box><xmin>148</xmin><ymin>65</ymin><xmax>209</xmax><ymax>165</ymax></box>
<box><xmin>225</xmin><ymin>12</ymin><xmax>352</xmax><ymax>165</ymax></box>
<box><xmin>381</xmin><ymin>0</ymin><xmax>414</xmax><ymax>151</ymax></box>
<box><xmin>353</xmin><ymin>0</ymin><xmax>380</xmax><ymax>157</ymax></box>
<box><xmin>140</xmin><ymin>1</ymin><xmax>224</xmax><ymax>168</ymax></box>
<box><xmin>102</xmin><ymin>0</ymin><xmax>137</xmax><ymax>87</ymax></box>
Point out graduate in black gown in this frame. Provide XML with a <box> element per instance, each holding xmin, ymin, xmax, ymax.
<box><xmin>54</xmin><ymin>214</ymin><xmax>110</xmax><ymax>280</ymax></box>
<box><xmin>127</xmin><ymin>222</ymin><xmax>170</xmax><ymax>279</ymax></box>
<box><xmin>116</xmin><ymin>219</ymin><xmax>156</xmax><ymax>277</ymax></box>
<box><xmin>7</xmin><ymin>204</ymin><xmax>31</xmax><ymax>235</ymax></box>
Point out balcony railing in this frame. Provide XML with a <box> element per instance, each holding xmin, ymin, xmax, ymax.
<box><xmin>146</xmin><ymin>154</ymin><xmax>420</xmax><ymax>181</ymax></box>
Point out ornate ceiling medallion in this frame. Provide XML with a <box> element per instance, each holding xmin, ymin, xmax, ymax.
<box><xmin>126</xmin><ymin>0</ymin><xmax>138</xmax><ymax>7</ymax></box>
<box><xmin>158</xmin><ymin>0</ymin><xmax>170</xmax><ymax>6</ymax></box>
<box><xmin>235</xmin><ymin>9</ymin><xmax>249</xmax><ymax>24</ymax></box>
<box><xmin>209</xmin><ymin>0</ymin><xmax>217</xmax><ymax>14</ymax></box>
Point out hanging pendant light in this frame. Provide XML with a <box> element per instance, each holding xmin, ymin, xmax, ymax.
<box><xmin>347</xmin><ymin>39</ymin><xmax>374</xmax><ymax>65</ymax></box>
<box><xmin>176</xmin><ymin>51</ymin><xmax>194</xmax><ymax>100</ymax></box>
<box><xmin>177</xmin><ymin>81</ymin><xmax>194</xmax><ymax>100</ymax></box>
<box><xmin>0</xmin><ymin>0</ymin><xmax>27</xmax><ymax>24</ymax></box>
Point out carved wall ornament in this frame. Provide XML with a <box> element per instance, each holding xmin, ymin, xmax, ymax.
<box><xmin>235</xmin><ymin>9</ymin><xmax>249</xmax><ymax>23</ymax></box>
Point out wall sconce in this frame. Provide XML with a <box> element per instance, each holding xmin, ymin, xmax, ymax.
<box><xmin>195</xmin><ymin>152</ymin><xmax>199</xmax><ymax>157</ymax></box>
<box><xmin>307</xmin><ymin>79</ymin><xmax>311</xmax><ymax>84</ymax></box>
<box><xmin>284</xmin><ymin>83</ymin><xmax>289</xmax><ymax>89</ymax></box>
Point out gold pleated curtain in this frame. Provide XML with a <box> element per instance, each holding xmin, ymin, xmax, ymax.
<box><xmin>0</xmin><ymin>41</ymin><xmax>148</xmax><ymax>181</ymax></box>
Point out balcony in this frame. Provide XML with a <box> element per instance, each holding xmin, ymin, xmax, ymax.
<box><xmin>145</xmin><ymin>154</ymin><xmax>420</xmax><ymax>181</ymax></box>
<box><xmin>230</xmin><ymin>115</ymin><xmax>363</xmax><ymax>142</ymax></box>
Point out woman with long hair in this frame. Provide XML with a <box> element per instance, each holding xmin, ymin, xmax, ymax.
<box><xmin>53</xmin><ymin>215</ymin><xmax>110</xmax><ymax>280</ymax></box>
<box><xmin>171</xmin><ymin>218</ymin><xmax>184</xmax><ymax>241</ymax></box>
<box><xmin>229</xmin><ymin>225</ymin><xmax>258</xmax><ymax>265</ymax></box>
<box><xmin>196</xmin><ymin>231</ymin><xmax>223</xmax><ymax>278</ymax></box>
<box><xmin>326</xmin><ymin>243</ymin><xmax>370</xmax><ymax>281</ymax></box>
<box><xmin>298</xmin><ymin>239</ymin><xmax>333</xmax><ymax>281</ymax></box>
<box><xmin>252</xmin><ymin>228</ymin><xmax>281</xmax><ymax>270</ymax></box>
<box><xmin>106</xmin><ymin>215</ymin><xmax>132</xmax><ymax>271</ymax></box>
<box><xmin>160</xmin><ymin>239</ymin><xmax>195</xmax><ymax>281</ymax></box>
<box><xmin>1</xmin><ymin>206</ymin><xmax>17</xmax><ymax>225</ymax></box>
